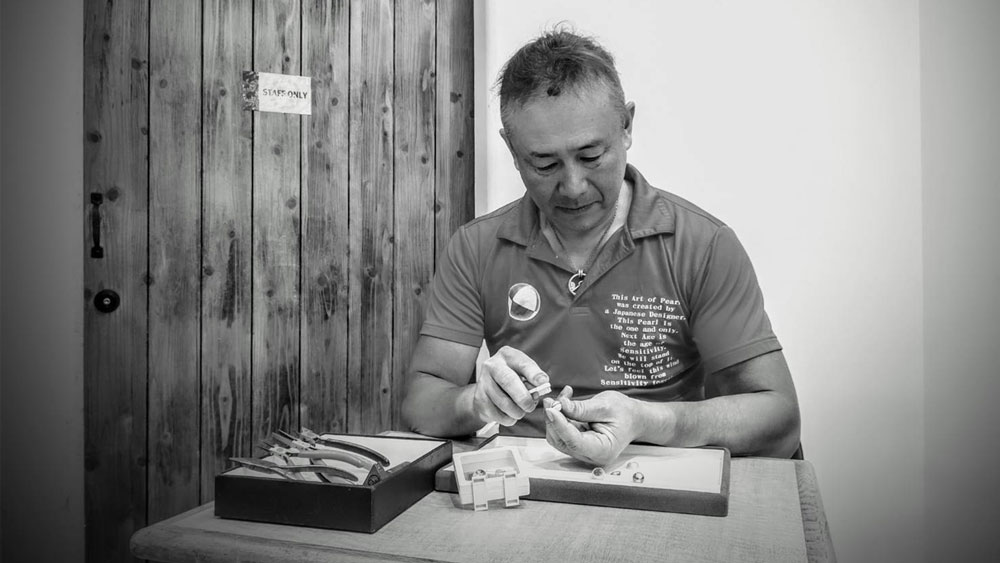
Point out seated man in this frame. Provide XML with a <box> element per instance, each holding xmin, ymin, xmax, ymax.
<box><xmin>402</xmin><ymin>29</ymin><xmax>800</xmax><ymax>466</ymax></box>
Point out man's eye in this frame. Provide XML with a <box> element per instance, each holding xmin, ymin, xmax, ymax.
<box><xmin>534</xmin><ymin>162</ymin><xmax>557</xmax><ymax>172</ymax></box>
<box><xmin>580</xmin><ymin>154</ymin><xmax>603</xmax><ymax>164</ymax></box>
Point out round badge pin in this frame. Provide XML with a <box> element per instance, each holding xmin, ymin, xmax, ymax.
<box><xmin>507</xmin><ymin>283</ymin><xmax>541</xmax><ymax>321</ymax></box>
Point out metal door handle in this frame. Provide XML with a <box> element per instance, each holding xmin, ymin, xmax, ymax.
<box><xmin>90</xmin><ymin>193</ymin><xmax>104</xmax><ymax>258</ymax></box>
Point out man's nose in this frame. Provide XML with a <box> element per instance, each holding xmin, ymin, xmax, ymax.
<box><xmin>558</xmin><ymin>163</ymin><xmax>588</xmax><ymax>198</ymax></box>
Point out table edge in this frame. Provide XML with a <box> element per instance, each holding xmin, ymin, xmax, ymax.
<box><xmin>130</xmin><ymin>508</ymin><xmax>442</xmax><ymax>563</ymax></box>
<box><xmin>794</xmin><ymin>460</ymin><xmax>837</xmax><ymax>563</ymax></box>
<box><xmin>132</xmin><ymin>458</ymin><xmax>836</xmax><ymax>563</ymax></box>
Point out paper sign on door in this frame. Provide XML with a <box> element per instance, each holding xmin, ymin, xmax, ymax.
<box><xmin>241</xmin><ymin>71</ymin><xmax>312</xmax><ymax>115</ymax></box>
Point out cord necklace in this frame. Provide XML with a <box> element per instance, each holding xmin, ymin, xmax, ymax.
<box><xmin>546</xmin><ymin>194</ymin><xmax>622</xmax><ymax>296</ymax></box>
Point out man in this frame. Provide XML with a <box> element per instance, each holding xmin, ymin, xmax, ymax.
<box><xmin>401</xmin><ymin>29</ymin><xmax>800</xmax><ymax>466</ymax></box>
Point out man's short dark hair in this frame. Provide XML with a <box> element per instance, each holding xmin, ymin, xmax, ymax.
<box><xmin>497</xmin><ymin>27</ymin><xmax>627</xmax><ymax>131</ymax></box>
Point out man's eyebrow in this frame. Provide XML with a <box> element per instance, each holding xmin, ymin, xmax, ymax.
<box><xmin>528</xmin><ymin>141</ymin><xmax>604</xmax><ymax>159</ymax></box>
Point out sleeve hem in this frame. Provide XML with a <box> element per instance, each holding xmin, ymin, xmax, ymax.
<box><xmin>702</xmin><ymin>337</ymin><xmax>783</xmax><ymax>374</ymax></box>
<box><xmin>420</xmin><ymin>324</ymin><xmax>484</xmax><ymax>348</ymax></box>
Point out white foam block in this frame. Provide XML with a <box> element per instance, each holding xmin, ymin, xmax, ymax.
<box><xmin>527</xmin><ymin>382</ymin><xmax>551</xmax><ymax>396</ymax></box>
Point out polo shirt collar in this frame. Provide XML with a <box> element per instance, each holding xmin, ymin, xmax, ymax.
<box><xmin>496</xmin><ymin>163</ymin><xmax>676</xmax><ymax>246</ymax></box>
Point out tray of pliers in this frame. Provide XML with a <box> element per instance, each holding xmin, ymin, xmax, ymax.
<box><xmin>228</xmin><ymin>428</ymin><xmax>401</xmax><ymax>486</ymax></box>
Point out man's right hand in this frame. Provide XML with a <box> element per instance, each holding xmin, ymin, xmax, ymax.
<box><xmin>473</xmin><ymin>346</ymin><xmax>549</xmax><ymax>426</ymax></box>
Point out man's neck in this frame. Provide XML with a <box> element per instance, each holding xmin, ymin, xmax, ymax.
<box><xmin>541</xmin><ymin>180</ymin><xmax>632</xmax><ymax>268</ymax></box>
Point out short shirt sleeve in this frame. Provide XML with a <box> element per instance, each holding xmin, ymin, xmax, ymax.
<box><xmin>688</xmin><ymin>226</ymin><xmax>781</xmax><ymax>373</ymax></box>
<box><xmin>420</xmin><ymin>227</ymin><xmax>486</xmax><ymax>348</ymax></box>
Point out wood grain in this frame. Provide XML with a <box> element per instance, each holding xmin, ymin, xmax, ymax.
<box><xmin>91</xmin><ymin>4</ymin><xmax>479</xmax><ymax>559</ymax></box>
<box><xmin>348</xmin><ymin>0</ymin><xmax>395</xmax><ymax>433</ymax></box>
<box><xmin>148</xmin><ymin>0</ymin><xmax>203</xmax><ymax>525</ymax></box>
<box><xmin>201</xmin><ymin>0</ymin><xmax>254</xmax><ymax>502</ymax></box>
<box><xmin>434</xmin><ymin>0</ymin><xmax>475</xmax><ymax>257</ymax></box>
<box><xmin>300</xmin><ymin>0</ymin><xmax>350</xmax><ymax>433</ymax></box>
<box><xmin>392</xmin><ymin>0</ymin><xmax>437</xmax><ymax>430</ymax></box>
<box><xmin>252</xmin><ymin>0</ymin><xmax>302</xmax><ymax>444</ymax></box>
<box><xmin>83</xmin><ymin>0</ymin><xmax>149</xmax><ymax>560</ymax></box>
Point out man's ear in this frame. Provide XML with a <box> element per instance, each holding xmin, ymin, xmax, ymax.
<box><xmin>622</xmin><ymin>102</ymin><xmax>636</xmax><ymax>150</ymax></box>
<box><xmin>499</xmin><ymin>128</ymin><xmax>520</xmax><ymax>171</ymax></box>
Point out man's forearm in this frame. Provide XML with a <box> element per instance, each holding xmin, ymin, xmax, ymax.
<box><xmin>634</xmin><ymin>391</ymin><xmax>801</xmax><ymax>457</ymax></box>
<box><xmin>401</xmin><ymin>373</ymin><xmax>484</xmax><ymax>438</ymax></box>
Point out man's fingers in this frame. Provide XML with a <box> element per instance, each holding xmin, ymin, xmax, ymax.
<box><xmin>555</xmin><ymin>387</ymin><xmax>624</xmax><ymax>428</ymax></box>
<box><xmin>484</xmin><ymin>380</ymin><xmax>526</xmax><ymax>421</ymax></box>
<box><xmin>473</xmin><ymin>384</ymin><xmax>517</xmax><ymax>426</ymax></box>
<box><xmin>495</xmin><ymin>346</ymin><xmax>549</xmax><ymax>387</ymax></box>
<box><xmin>559</xmin><ymin>392</ymin><xmax>606</xmax><ymax>423</ymax></box>
<box><xmin>481</xmin><ymin>400</ymin><xmax>517</xmax><ymax>427</ymax></box>
<box><xmin>544</xmin><ymin>402</ymin><xmax>585</xmax><ymax>453</ymax></box>
<box><xmin>544</xmin><ymin>390</ymin><xmax>631</xmax><ymax>467</ymax></box>
<box><xmin>545</xmin><ymin>414</ymin><xmax>619</xmax><ymax>466</ymax></box>
<box><xmin>483</xmin><ymin>349</ymin><xmax>541</xmax><ymax>411</ymax></box>
<box><xmin>543</xmin><ymin>398</ymin><xmax>591</xmax><ymax>445</ymax></box>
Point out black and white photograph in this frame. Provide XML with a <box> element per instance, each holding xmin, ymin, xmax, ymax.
<box><xmin>1</xmin><ymin>1</ymin><xmax>998</xmax><ymax>562</ymax></box>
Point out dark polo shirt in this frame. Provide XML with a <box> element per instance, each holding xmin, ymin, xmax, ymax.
<box><xmin>421</xmin><ymin>165</ymin><xmax>781</xmax><ymax>436</ymax></box>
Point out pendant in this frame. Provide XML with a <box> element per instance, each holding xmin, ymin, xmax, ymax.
<box><xmin>567</xmin><ymin>270</ymin><xmax>585</xmax><ymax>296</ymax></box>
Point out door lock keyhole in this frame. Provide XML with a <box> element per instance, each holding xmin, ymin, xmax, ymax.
<box><xmin>94</xmin><ymin>289</ymin><xmax>121</xmax><ymax>313</ymax></box>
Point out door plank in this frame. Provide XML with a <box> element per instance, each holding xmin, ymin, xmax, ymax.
<box><xmin>148</xmin><ymin>0</ymin><xmax>203</xmax><ymax>525</ymax></box>
<box><xmin>435</xmin><ymin>0</ymin><xmax>475</xmax><ymax>253</ymax></box>
<box><xmin>393</xmin><ymin>0</ymin><xmax>436</xmax><ymax>430</ymax></box>
<box><xmin>300</xmin><ymin>0</ymin><xmax>350</xmax><ymax>433</ymax></box>
<box><xmin>83</xmin><ymin>0</ymin><xmax>149</xmax><ymax>560</ymax></box>
<box><xmin>349</xmin><ymin>0</ymin><xmax>395</xmax><ymax>433</ymax></box>
<box><xmin>252</xmin><ymin>0</ymin><xmax>302</xmax><ymax>443</ymax></box>
<box><xmin>201</xmin><ymin>0</ymin><xmax>254</xmax><ymax>501</ymax></box>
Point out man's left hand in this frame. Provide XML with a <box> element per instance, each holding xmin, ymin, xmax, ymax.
<box><xmin>543</xmin><ymin>386</ymin><xmax>661</xmax><ymax>466</ymax></box>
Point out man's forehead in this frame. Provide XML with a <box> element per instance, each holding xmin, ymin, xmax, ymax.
<box><xmin>504</xmin><ymin>91</ymin><xmax>622</xmax><ymax>155</ymax></box>
<box><xmin>521</xmin><ymin>138</ymin><xmax>605</xmax><ymax>158</ymax></box>
<box><xmin>507</xmin><ymin>86</ymin><xmax>617</xmax><ymax>120</ymax></box>
<box><xmin>506</xmin><ymin>79</ymin><xmax>616</xmax><ymax>113</ymax></box>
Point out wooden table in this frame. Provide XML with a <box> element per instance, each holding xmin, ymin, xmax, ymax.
<box><xmin>131</xmin><ymin>457</ymin><xmax>835</xmax><ymax>563</ymax></box>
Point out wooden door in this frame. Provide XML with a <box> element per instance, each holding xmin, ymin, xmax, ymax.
<box><xmin>83</xmin><ymin>1</ymin><xmax>474</xmax><ymax>561</ymax></box>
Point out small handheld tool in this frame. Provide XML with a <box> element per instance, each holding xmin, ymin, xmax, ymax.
<box><xmin>258</xmin><ymin>439</ymin><xmax>372</xmax><ymax>469</ymax></box>
<box><xmin>262</xmin><ymin>433</ymin><xmax>372</xmax><ymax>469</ymax></box>
<box><xmin>228</xmin><ymin>457</ymin><xmax>358</xmax><ymax>483</ymax></box>
<box><xmin>299</xmin><ymin>427</ymin><xmax>391</xmax><ymax>467</ymax></box>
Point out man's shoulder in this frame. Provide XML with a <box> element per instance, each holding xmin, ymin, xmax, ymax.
<box><xmin>437</xmin><ymin>199</ymin><xmax>524</xmax><ymax>266</ymax></box>
<box><xmin>463</xmin><ymin>199</ymin><xmax>521</xmax><ymax>231</ymax></box>
<box><xmin>629</xmin><ymin>166</ymin><xmax>729</xmax><ymax>244</ymax></box>
<box><xmin>654</xmin><ymin>188</ymin><xmax>727</xmax><ymax>231</ymax></box>
<box><xmin>453</xmin><ymin>198</ymin><xmax>523</xmax><ymax>248</ymax></box>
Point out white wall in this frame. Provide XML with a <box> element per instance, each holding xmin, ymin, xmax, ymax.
<box><xmin>921</xmin><ymin>1</ymin><xmax>1000</xmax><ymax>561</ymax></box>
<box><xmin>0</xmin><ymin>0</ymin><xmax>85</xmax><ymax>562</ymax></box>
<box><xmin>479</xmin><ymin>2</ymin><xmax>925</xmax><ymax>562</ymax></box>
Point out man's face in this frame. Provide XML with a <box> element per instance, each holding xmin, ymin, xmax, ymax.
<box><xmin>501</xmin><ymin>86</ymin><xmax>634</xmax><ymax>235</ymax></box>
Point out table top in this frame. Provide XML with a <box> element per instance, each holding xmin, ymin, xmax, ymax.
<box><xmin>131</xmin><ymin>457</ymin><xmax>835</xmax><ymax>563</ymax></box>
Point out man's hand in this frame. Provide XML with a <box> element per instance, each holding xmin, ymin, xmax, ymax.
<box><xmin>543</xmin><ymin>386</ymin><xmax>670</xmax><ymax>467</ymax></box>
<box><xmin>473</xmin><ymin>346</ymin><xmax>550</xmax><ymax>427</ymax></box>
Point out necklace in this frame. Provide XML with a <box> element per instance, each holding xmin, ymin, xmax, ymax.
<box><xmin>547</xmin><ymin>195</ymin><xmax>622</xmax><ymax>296</ymax></box>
